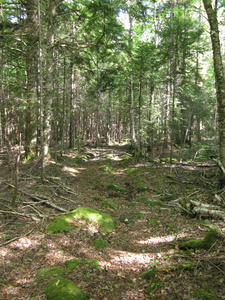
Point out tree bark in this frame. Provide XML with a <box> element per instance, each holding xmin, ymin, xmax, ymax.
<box><xmin>202</xmin><ymin>0</ymin><xmax>225</xmax><ymax>187</ymax></box>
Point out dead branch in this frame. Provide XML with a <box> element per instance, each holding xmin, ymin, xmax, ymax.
<box><xmin>179</xmin><ymin>198</ymin><xmax>225</xmax><ymax>220</ymax></box>
<box><xmin>20</xmin><ymin>190</ymin><xmax>68</xmax><ymax>213</ymax></box>
<box><xmin>0</xmin><ymin>228</ymin><xmax>35</xmax><ymax>247</ymax></box>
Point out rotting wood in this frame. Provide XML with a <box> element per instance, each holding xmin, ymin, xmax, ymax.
<box><xmin>179</xmin><ymin>198</ymin><xmax>225</xmax><ymax>220</ymax></box>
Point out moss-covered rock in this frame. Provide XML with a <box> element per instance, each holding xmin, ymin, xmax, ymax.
<box><xmin>178</xmin><ymin>228</ymin><xmax>222</xmax><ymax>250</ymax></box>
<box><xmin>44</xmin><ymin>277</ymin><xmax>87</xmax><ymax>300</ymax></box>
<box><xmin>46</xmin><ymin>218</ymin><xmax>73</xmax><ymax>233</ymax></box>
<box><xmin>119</xmin><ymin>212</ymin><xmax>144</xmax><ymax>224</ymax></box>
<box><xmin>93</xmin><ymin>238</ymin><xmax>107</xmax><ymax>249</ymax></box>
<box><xmin>46</xmin><ymin>207</ymin><xmax>116</xmax><ymax>234</ymax></box>
<box><xmin>70</xmin><ymin>207</ymin><xmax>116</xmax><ymax>233</ymax></box>
<box><xmin>36</xmin><ymin>267</ymin><xmax>64</xmax><ymax>282</ymax></box>
<box><xmin>64</xmin><ymin>258</ymin><xmax>100</xmax><ymax>270</ymax></box>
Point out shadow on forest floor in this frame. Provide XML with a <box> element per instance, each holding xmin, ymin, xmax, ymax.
<box><xmin>0</xmin><ymin>145</ymin><xmax>225</xmax><ymax>299</ymax></box>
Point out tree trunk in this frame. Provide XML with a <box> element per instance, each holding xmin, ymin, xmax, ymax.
<box><xmin>203</xmin><ymin>0</ymin><xmax>225</xmax><ymax>187</ymax></box>
<box><xmin>24</xmin><ymin>0</ymin><xmax>38</xmax><ymax>158</ymax></box>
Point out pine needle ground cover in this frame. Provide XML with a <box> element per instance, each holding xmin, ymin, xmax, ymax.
<box><xmin>0</xmin><ymin>146</ymin><xmax>224</xmax><ymax>299</ymax></box>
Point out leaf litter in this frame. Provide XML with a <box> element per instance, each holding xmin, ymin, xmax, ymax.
<box><xmin>0</xmin><ymin>145</ymin><xmax>225</xmax><ymax>299</ymax></box>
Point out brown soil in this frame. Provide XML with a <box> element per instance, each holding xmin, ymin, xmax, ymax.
<box><xmin>0</xmin><ymin>145</ymin><xmax>225</xmax><ymax>300</ymax></box>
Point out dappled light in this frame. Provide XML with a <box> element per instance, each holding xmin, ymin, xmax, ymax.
<box><xmin>62</xmin><ymin>165</ymin><xmax>83</xmax><ymax>176</ymax></box>
<box><xmin>134</xmin><ymin>235</ymin><xmax>176</xmax><ymax>245</ymax></box>
<box><xmin>1</xmin><ymin>144</ymin><xmax>225</xmax><ymax>299</ymax></box>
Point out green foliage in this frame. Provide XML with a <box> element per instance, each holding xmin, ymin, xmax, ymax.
<box><xmin>44</xmin><ymin>277</ymin><xmax>87</xmax><ymax>300</ymax></box>
<box><xmin>125</xmin><ymin>168</ymin><xmax>140</xmax><ymax>175</ymax></box>
<box><xmin>148</xmin><ymin>219</ymin><xmax>158</xmax><ymax>226</ymax></box>
<box><xmin>99</xmin><ymin>165</ymin><xmax>115</xmax><ymax>173</ymax></box>
<box><xmin>23</xmin><ymin>154</ymin><xmax>35</xmax><ymax>162</ymax></box>
<box><xmin>107</xmin><ymin>183</ymin><xmax>126</xmax><ymax>192</ymax></box>
<box><xmin>93</xmin><ymin>239</ymin><xmax>107</xmax><ymax>249</ymax></box>
<box><xmin>146</xmin><ymin>281</ymin><xmax>163</xmax><ymax>294</ymax></box>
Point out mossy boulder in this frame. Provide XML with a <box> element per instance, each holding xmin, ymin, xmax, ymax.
<box><xmin>64</xmin><ymin>258</ymin><xmax>100</xmax><ymax>270</ymax></box>
<box><xmin>69</xmin><ymin>207</ymin><xmax>116</xmax><ymax>233</ymax></box>
<box><xmin>44</xmin><ymin>277</ymin><xmax>87</xmax><ymax>300</ymax></box>
<box><xmin>46</xmin><ymin>219</ymin><xmax>73</xmax><ymax>233</ymax></box>
<box><xmin>36</xmin><ymin>267</ymin><xmax>64</xmax><ymax>282</ymax></box>
<box><xmin>93</xmin><ymin>239</ymin><xmax>107</xmax><ymax>249</ymax></box>
<box><xmin>119</xmin><ymin>212</ymin><xmax>145</xmax><ymax>225</ymax></box>
<box><xmin>178</xmin><ymin>228</ymin><xmax>222</xmax><ymax>250</ymax></box>
<box><xmin>46</xmin><ymin>207</ymin><xmax>116</xmax><ymax>234</ymax></box>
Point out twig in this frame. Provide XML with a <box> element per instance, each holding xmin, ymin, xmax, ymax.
<box><xmin>0</xmin><ymin>228</ymin><xmax>35</xmax><ymax>247</ymax></box>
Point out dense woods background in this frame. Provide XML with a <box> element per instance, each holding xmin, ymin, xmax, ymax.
<box><xmin>1</xmin><ymin>2</ymin><xmax>225</xmax><ymax>299</ymax></box>
<box><xmin>1</xmin><ymin>0</ymin><xmax>225</xmax><ymax>173</ymax></box>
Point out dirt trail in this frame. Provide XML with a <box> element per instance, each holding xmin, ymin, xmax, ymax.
<box><xmin>0</xmin><ymin>146</ymin><xmax>224</xmax><ymax>299</ymax></box>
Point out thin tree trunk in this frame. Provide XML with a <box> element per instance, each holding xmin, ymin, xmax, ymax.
<box><xmin>203</xmin><ymin>0</ymin><xmax>225</xmax><ymax>187</ymax></box>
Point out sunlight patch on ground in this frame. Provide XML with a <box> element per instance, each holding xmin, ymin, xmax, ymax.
<box><xmin>109</xmin><ymin>250</ymin><xmax>156</xmax><ymax>267</ymax></box>
<box><xmin>2</xmin><ymin>286</ymin><xmax>21</xmax><ymax>297</ymax></box>
<box><xmin>62</xmin><ymin>165</ymin><xmax>83</xmax><ymax>176</ymax></box>
<box><xmin>45</xmin><ymin>249</ymin><xmax>74</xmax><ymax>265</ymax></box>
<box><xmin>9</xmin><ymin>234</ymin><xmax>45</xmax><ymax>250</ymax></box>
<box><xmin>134</xmin><ymin>235</ymin><xmax>176</xmax><ymax>245</ymax></box>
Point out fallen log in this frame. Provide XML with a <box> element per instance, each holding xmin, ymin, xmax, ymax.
<box><xmin>179</xmin><ymin>198</ymin><xmax>225</xmax><ymax>220</ymax></box>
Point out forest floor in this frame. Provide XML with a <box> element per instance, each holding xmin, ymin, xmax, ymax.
<box><xmin>0</xmin><ymin>145</ymin><xmax>225</xmax><ymax>300</ymax></box>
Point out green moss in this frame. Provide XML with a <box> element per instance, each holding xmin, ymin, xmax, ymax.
<box><xmin>44</xmin><ymin>277</ymin><xmax>87</xmax><ymax>300</ymax></box>
<box><xmin>148</xmin><ymin>219</ymin><xmax>158</xmax><ymax>226</ymax></box>
<box><xmin>68</xmin><ymin>207</ymin><xmax>116</xmax><ymax>233</ymax></box>
<box><xmin>125</xmin><ymin>168</ymin><xmax>139</xmax><ymax>175</ymax></box>
<box><xmin>136</xmin><ymin>196</ymin><xmax>149</xmax><ymax>203</ymax></box>
<box><xmin>46</xmin><ymin>219</ymin><xmax>73</xmax><ymax>233</ymax></box>
<box><xmin>92</xmin><ymin>194</ymin><xmax>106</xmax><ymax>201</ymax></box>
<box><xmin>93</xmin><ymin>238</ymin><xmax>107</xmax><ymax>249</ymax></box>
<box><xmin>99</xmin><ymin>165</ymin><xmax>115</xmax><ymax>173</ymax></box>
<box><xmin>179</xmin><ymin>228</ymin><xmax>222</xmax><ymax>250</ymax></box>
<box><xmin>160</xmin><ymin>194</ymin><xmax>176</xmax><ymax>201</ymax></box>
<box><xmin>65</xmin><ymin>258</ymin><xmax>100</xmax><ymax>270</ymax></box>
<box><xmin>47</xmin><ymin>207</ymin><xmax>115</xmax><ymax>234</ymax></box>
<box><xmin>146</xmin><ymin>281</ymin><xmax>163</xmax><ymax>294</ymax></box>
<box><xmin>127</xmin><ymin>202</ymin><xmax>140</xmax><ymax>207</ymax></box>
<box><xmin>145</xmin><ymin>200</ymin><xmax>163</xmax><ymax>207</ymax></box>
<box><xmin>36</xmin><ymin>267</ymin><xmax>64</xmax><ymax>282</ymax></box>
<box><xmin>137</xmin><ymin>184</ymin><xmax>149</xmax><ymax>193</ymax></box>
<box><xmin>107</xmin><ymin>183</ymin><xmax>126</xmax><ymax>192</ymax></box>
<box><xmin>74</xmin><ymin>156</ymin><xmax>83</xmax><ymax>164</ymax></box>
<box><xmin>102</xmin><ymin>200</ymin><xmax>119</xmax><ymax>209</ymax></box>
<box><xmin>141</xmin><ymin>268</ymin><xmax>157</xmax><ymax>280</ymax></box>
